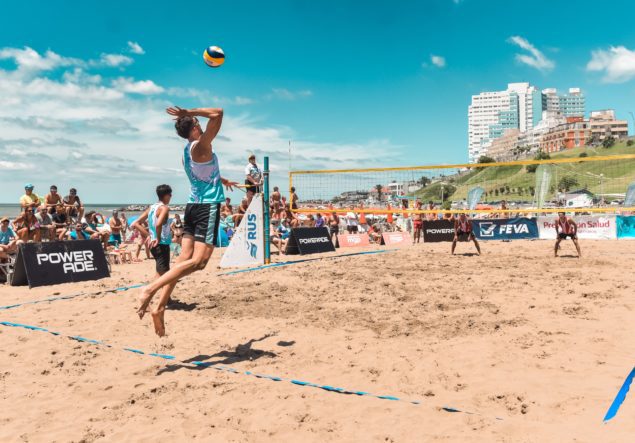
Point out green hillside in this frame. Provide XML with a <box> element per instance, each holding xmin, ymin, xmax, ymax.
<box><xmin>413</xmin><ymin>141</ymin><xmax>635</xmax><ymax>203</ymax></box>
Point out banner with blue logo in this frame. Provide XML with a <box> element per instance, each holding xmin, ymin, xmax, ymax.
<box><xmin>472</xmin><ymin>218</ymin><xmax>539</xmax><ymax>240</ymax></box>
<box><xmin>616</xmin><ymin>215</ymin><xmax>635</xmax><ymax>239</ymax></box>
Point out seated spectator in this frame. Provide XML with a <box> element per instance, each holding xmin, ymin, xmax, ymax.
<box><xmin>233</xmin><ymin>198</ymin><xmax>249</xmax><ymax>227</ymax></box>
<box><xmin>14</xmin><ymin>208</ymin><xmax>41</xmax><ymax>242</ymax></box>
<box><xmin>52</xmin><ymin>204</ymin><xmax>71</xmax><ymax>240</ymax></box>
<box><xmin>307</xmin><ymin>214</ymin><xmax>316</xmax><ymax>227</ymax></box>
<box><xmin>44</xmin><ymin>185</ymin><xmax>62</xmax><ymax>213</ymax></box>
<box><xmin>368</xmin><ymin>223</ymin><xmax>383</xmax><ymax>244</ymax></box>
<box><xmin>68</xmin><ymin>222</ymin><xmax>91</xmax><ymax>240</ymax></box>
<box><xmin>283</xmin><ymin>209</ymin><xmax>299</xmax><ymax>228</ymax></box>
<box><xmin>0</xmin><ymin>217</ymin><xmax>19</xmax><ymax>259</ymax></box>
<box><xmin>269</xmin><ymin>220</ymin><xmax>287</xmax><ymax>254</ymax></box>
<box><xmin>119</xmin><ymin>211</ymin><xmax>129</xmax><ymax>239</ymax></box>
<box><xmin>63</xmin><ymin>188</ymin><xmax>84</xmax><ymax>221</ymax></box>
<box><xmin>84</xmin><ymin>211</ymin><xmax>109</xmax><ymax>247</ymax></box>
<box><xmin>221</xmin><ymin>197</ymin><xmax>233</xmax><ymax>217</ymax></box>
<box><xmin>20</xmin><ymin>183</ymin><xmax>41</xmax><ymax>212</ymax></box>
<box><xmin>35</xmin><ymin>206</ymin><xmax>56</xmax><ymax>241</ymax></box>
<box><xmin>315</xmin><ymin>213</ymin><xmax>325</xmax><ymax>228</ymax></box>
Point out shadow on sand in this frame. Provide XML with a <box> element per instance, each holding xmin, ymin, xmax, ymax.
<box><xmin>157</xmin><ymin>333</ymin><xmax>278</xmax><ymax>375</ymax></box>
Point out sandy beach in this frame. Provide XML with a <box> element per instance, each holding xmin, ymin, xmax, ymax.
<box><xmin>1</xmin><ymin>240</ymin><xmax>634</xmax><ymax>442</ymax></box>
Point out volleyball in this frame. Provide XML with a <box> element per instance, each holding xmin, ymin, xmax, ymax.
<box><xmin>203</xmin><ymin>46</ymin><xmax>225</xmax><ymax>68</ymax></box>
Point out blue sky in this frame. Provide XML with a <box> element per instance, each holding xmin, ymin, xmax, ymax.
<box><xmin>1</xmin><ymin>0</ymin><xmax>635</xmax><ymax>203</ymax></box>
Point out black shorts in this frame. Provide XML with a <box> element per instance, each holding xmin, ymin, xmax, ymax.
<box><xmin>150</xmin><ymin>244</ymin><xmax>170</xmax><ymax>275</ymax></box>
<box><xmin>558</xmin><ymin>233</ymin><xmax>577</xmax><ymax>240</ymax></box>
<box><xmin>457</xmin><ymin>230</ymin><xmax>474</xmax><ymax>239</ymax></box>
<box><xmin>184</xmin><ymin>203</ymin><xmax>221</xmax><ymax>246</ymax></box>
<box><xmin>244</xmin><ymin>180</ymin><xmax>261</xmax><ymax>194</ymax></box>
<box><xmin>347</xmin><ymin>225</ymin><xmax>358</xmax><ymax>234</ymax></box>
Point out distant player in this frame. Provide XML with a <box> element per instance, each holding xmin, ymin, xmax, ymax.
<box><xmin>412</xmin><ymin>200</ymin><xmax>423</xmax><ymax>244</ymax></box>
<box><xmin>554</xmin><ymin>212</ymin><xmax>581</xmax><ymax>258</ymax></box>
<box><xmin>451</xmin><ymin>213</ymin><xmax>481</xmax><ymax>255</ymax></box>
<box><xmin>137</xmin><ymin>105</ymin><xmax>237</xmax><ymax>337</ymax></box>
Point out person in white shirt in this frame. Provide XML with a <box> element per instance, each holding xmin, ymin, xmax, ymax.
<box><xmin>345</xmin><ymin>206</ymin><xmax>359</xmax><ymax>234</ymax></box>
<box><xmin>244</xmin><ymin>154</ymin><xmax>262</xmax><ymax>202</ymax></box>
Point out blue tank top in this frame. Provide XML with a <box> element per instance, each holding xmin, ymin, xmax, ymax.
<box><xmin>183</xmin><ymin>141</ymin><xmax>225</xmax><ymax>204</ymax></box>
<box><xmin>148</xmin><ymin>202</ymin><xmax>171</xmax><ymax>245</ymax></box>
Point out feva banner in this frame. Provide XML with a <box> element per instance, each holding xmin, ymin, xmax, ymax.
<box><xmin>220</xmin><ymin>194</ymin><xmax>264</xmax><ymax>268</ymax></box>
<box><xmin>538</xmin><ymin>215</ymin><xmax>617</xmax><ymax>240</ymax></box>
<box><xmin>616</xmin><ymin>215</ymin><xmax>635</xmax><ymax>239</ymax></box>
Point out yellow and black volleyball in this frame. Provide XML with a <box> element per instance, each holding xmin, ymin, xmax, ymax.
<box><xmin>203</xmin><ymin>46</ymin><xmax>225</xmax><ymax>68</ymax></box>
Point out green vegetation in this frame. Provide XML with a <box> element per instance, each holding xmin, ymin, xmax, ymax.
<box><xmin>412</xmin><ymin>140</ymin><xmax>635</xmax><ymax>203</ymax></box>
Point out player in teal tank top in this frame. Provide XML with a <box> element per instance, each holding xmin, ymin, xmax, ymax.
<box><xmin>137</xmin><ymin>105</ymin><xmax>238</xmax><ymax>337</ymax></box>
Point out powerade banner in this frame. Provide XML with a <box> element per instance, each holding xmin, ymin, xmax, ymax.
<box><xmin>10</xmin><ymin>240</ymin><xmax>109</xmax><ymax>288</ymax></box>
<box><xmin>422</xmin><ymin>220</ymin><xmax>463</xmax><ymax>242</ymax></box>
<box><xmin>472</xmin><ymin>218</ymin><xmax>539</xmax><ymax>240</ymax></box>
<box><xmin>538</xmin><ymin>216</ymin><xmax>616</xmax><ymax>240</ymax></box>
<box><xmin>220</xmin><ymin>194</ymin><xmax>264</xmax><ymax>268</ymax></box>
<box><xmin>616</xmin><ymin>215</ymin><xmax>635</xmax><ymax>239</ymax></box>
<box><xmin>285</xmin><ymin>227</ymin><xmax>335</xmax><ymax>255</ymax></box>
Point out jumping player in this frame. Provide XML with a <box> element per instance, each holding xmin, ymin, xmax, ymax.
<box><xmin>137</xmin><ymin>105</ymin><xmax>237</xmax><ymax>337</ymax></box>
<box><xmin>451</xmin><ymin>213</ymin><xmax>481</xmax><ymax>255</ymax></box>
<box><xmin>554</xmin><ymin>212</ymin><xmax>581</xmax><ymax>258</ymax></box>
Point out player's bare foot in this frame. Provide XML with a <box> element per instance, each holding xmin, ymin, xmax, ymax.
<box><xmin>136</xmin><ymin>289</ymin><xmax>153</xmax><ymax>320</ymax></box>
<box><xmin>151</xmin><ymin>307</ymin><xmax>166</xmax><ymax>337</ymax></box>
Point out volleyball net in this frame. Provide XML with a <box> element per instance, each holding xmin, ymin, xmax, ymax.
<box><xmin>289</xmin><ymin>153</ymin><xmax>635</xmax><ymax>216</ymax></box>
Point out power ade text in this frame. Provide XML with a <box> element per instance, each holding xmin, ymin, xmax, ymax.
<box><xmin>298</xmin><ymin>237</ymin><xmax>329</xmax><ymax>244</ymax></box>
<box><xmin>425</xmin><ymin>228</ymin><xmax>454</xmax><ymax>234</ymax></box>
<box><xmin>36</xmin><ymin>250</ymin><xmax>95</xmax><ymax>274</ymax></box>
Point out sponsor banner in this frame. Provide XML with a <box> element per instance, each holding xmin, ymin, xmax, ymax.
<box><xmin>472</xmin><ymin>218</ymin><xmax>539</xmax><ymax>241</ymax></box>
<box><xmin>220</xmin><ymin>194</ymin><xmax>264</xmax><ymax>268</ymax></box>
<box><xmin>11</xmin><ymin>240</ymin><xmax>110</xmax><ymax>288</ymax></box>
<box><xmin>337</xmin><ymin>233</ymin><xmax>370</xmax><ymax>248</ymax></box>
<box><xmin>286</xmin><ymin>227</ymin><xmax>336</xmax><ymax>255</ymax></box>
<box><xmin>616</xmin><ymin>215</ymin><xmax>635</xmax><ymax>239</ymax></box>
<box><xmin>382</xmin><ymin>231</ymin><xmax>411</xmax><ymax>246</ymax></box>
<box><xmin>422</xmin><ymin>220</ymin><xmax>462</xmax><ymax>242</ymax></box>
<box><xmin>538</xmin><ymin>216</ymin><xmax>617</xmax><ymax>240</ymax></box>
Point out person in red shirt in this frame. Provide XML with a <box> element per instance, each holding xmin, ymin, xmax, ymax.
<box><xmin>554</xmin><ymin>212</ymin><xmax>581</xmax><ymax>258</ymax></box>
<box><xmin>452</xmin><ymin>213</ymin><xmax>481</xmax><ymax>255</ymax></box>
<box><xmin>412</xmin><ymin>200</ymin><xmax>423</xmax><ymax>244</ymax></box>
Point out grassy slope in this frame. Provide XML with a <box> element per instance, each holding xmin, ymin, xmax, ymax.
<box><xmin>413</xmin><ymin>141</ymin><xmax>635</xmax><ymax>202</ymax></box>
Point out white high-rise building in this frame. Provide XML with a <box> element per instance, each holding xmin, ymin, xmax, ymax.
<box><xmin>542</xmin><ymin>87</ymin><xmax>585</xmax><ymax>117</ymax></box>
<box><xmin>468</xmin><ymin>82</ymin><xmax>542</xmax><ymax>163</ymax></box>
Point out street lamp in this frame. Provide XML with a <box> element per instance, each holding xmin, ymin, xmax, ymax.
<box><xmin>599</xmin><ymin>173</ymin><xmax>605</xmax><ymax>205</ymax></box>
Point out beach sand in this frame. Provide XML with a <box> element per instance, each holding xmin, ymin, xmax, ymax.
<box><xmin>1</xmin><ymin>240</ymin><xmax>634</xmax><ymax>442</ymax></box>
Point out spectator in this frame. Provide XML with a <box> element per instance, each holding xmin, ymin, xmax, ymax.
<box><xmin>0</xmin><ymin>217</ymin><xmax>19</xmax><ymax>258</ymax></box>
<box><xmin>271</xmin><ymin>201</ymin><xmax>282</xmax><ymax>221</ymax></box>
<box><xmin>368</xmin><ymin>223</ymin><xmax>383</xmax><ymax>244</ymax></box>
<box><xmin>109</xmin><ymin>210</ymin><xmax>123</xmax><ymax>247</ymax></box>
<box><xmin>170</xmin><ymin>214</ymin><xmax>184</xmax><ymax>245</ymax></box>
<box><xmin>269</xmin><ymin>220</ymin><xmax>287</xmax><ymax>255</ymax></box>
<box><xmin>328</xmin><ymin>211</ymin><xmax>340</xmax><ymax>246</ymax></box>
<box><xmin>345</xmin><ymin>206</ymin><xmax>359</xmax><ymax>234</ymax></box>
<box><xmin>14</xmin><ymin>208</ymin><xmax>41</xmax><ymax>242</ymax></box>
<box><xmin>20</xmin><ymin>183</ymin><xmax>41</xmax><ymax>211</ymax></box>
<box><xmin>244</xmin><ymin>154</ymin><xmax>262</xmax><ymax>201</ymax></box>
<box><xmin>358</xmin><ymin>202</ymin><xmax>368</xmax><ymax>232</ymax></box>
<box><xmin>44</xmin><ymin>185</ymin><xmax>62</xmax><ymax>213</ymax></box>
<box><xmin>52</xmin><ymin>204</ymin><xmax>71</xmax><ymax>240</ymax></box>
<box><xmin>270</xmin><ymin>186</ymin><xmax>281</xmax><ymax>209</ymax></box>
<box><xmin>233</xmin><ymin>198</ymin><xmax>249</xmax><ymax>227</ymax></box>
<box><xmin>68</xmin><ymin>222</ymin><xmax>91</xmax><ymax>240</ymax></box>
<box><xmin>84</xmin><ymin>212</ymin><xmax>109</xmax><ymax>247</ymax></box>
<box><xmin>63</xmin><ymin>188</ymin><xmax>84</xmax><ymax>221</ymax></box>
<box><xmin>221</xmin><ymin>197</ymin><xmax>233</xmax><ymax>217</ymax></box>
<box><xmin>290</xmin><ymin>186</ymin><xmax>298</xmax><ymax>210</ymax></box>
<box><xmin>281</xmin><ymin>195</ymin><xmax>288</xmax><ymax>209</ymax></box>
<box><xmin>35</xmin><ymin>206</ymin><xmax>56</xmax><ymax>241</ymax></box>
<box><xmin>119</xmin><ymin>211</ymin><xmax>129</xmax><ymax>239</ymax></box>
<box><xmin>315</xmin><ymin>213</ymin><xmax>325</xmax><ymax>228</ymax></box>
<box><xmin>130</xmin><ymin>217</ymin><xmax>151</xmax><ymax>261</ymax></box>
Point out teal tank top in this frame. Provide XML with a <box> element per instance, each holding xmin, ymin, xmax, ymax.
<box><xmin>148</xmin><ymin>202</ymin><xmax>171</xmax><ymax>245</ymax></box>
<box><xmin>183</xmin><ymin>141</ymin><xmax>225</xmax><ymax>204</ymax></box>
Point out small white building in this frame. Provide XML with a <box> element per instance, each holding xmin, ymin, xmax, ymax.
<box><xmin>562</xmin><ymin>190</ymin><xmax>593</xmax><ymax>208</ymax></box>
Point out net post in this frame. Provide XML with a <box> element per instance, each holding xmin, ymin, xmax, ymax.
<box><xmin>263</xmin><ymin>156</ymin><xmax>271</xmax><ymax>264</ymax></box>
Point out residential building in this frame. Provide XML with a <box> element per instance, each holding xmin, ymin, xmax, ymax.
<box><xmin>543</xmin><ymin>88</ymin><xmax>585</xmax><ymax>117</ymax></box>
<box><xmin>486</xmin><ymin>129</ymin><xmax>521</xmax><ymax>161</ymax></box>
<box><xmin>468</xmin><ymin>82</ymin><xmax>539</xmax><ymax>163</ymax></box>
<box><xmin>589</xmin><ymin>109</ymin><xmax>629</xmax><ymax>141</ymax></box>
<box><xmin>540</xmin><ymin>117</ymin><xmax>590</xmax><ymax>153</ymax></box>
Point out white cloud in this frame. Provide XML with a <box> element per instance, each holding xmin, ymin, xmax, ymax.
<box><xmin>266</xmin><ymin>88</ymin><xmax>313</xmax><ymax>101</ymax></box>
<box><xmin>430</xmin><ymin>55</ymin><xmax>446</xmax><ymax>68</ymax></box>
<box><xmin>586</xmin><ymin>46</ymin><xmax>635</xmax><ymax>83</ymax></box>
<box><xmin>0</xmin><ymin>47</ymin><xmax>80</xmax><ymax>74</ymax></box>
<box><xmin>98</xmin><ymin>53</ymin><xmax>134</xmax><ymax>67</ymax></box>
<box><xmin>0</xmin><ymin>46</ymin><xmax>398</xmax><ymax>203</ymax></box>
<box><xmin>112</xmin><ymin>77</ymin><xmax>164</xmax><ymax>94</ymax></box>
<box><xmin>508</xmin><ymin>36</ymin><xmax>555</xmax><ymax>72</ymax></box>
<box><xmin>127</xmin><ymin>41</ymin><xmax>145</xmax><ymax>55</ymax></box>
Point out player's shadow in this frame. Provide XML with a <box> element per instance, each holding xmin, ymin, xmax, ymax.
<box><xmin>157</xmin><ymin>334</ymin><xmax>278</xmax><ymax>375</ymax></box>
<box><xmin>166</xmin><ymin>298</ymin><xmax>198</xmax><ymax>312</ymax></box>
<box><xmin>455</xmin><ymin>252</ymin><xmax>479</xmax><ymax>257</ymax></box>
<box><xmin>557</xmin><ymin>254</ymin><xmax>580</xmax><ymax>259</ymax></box>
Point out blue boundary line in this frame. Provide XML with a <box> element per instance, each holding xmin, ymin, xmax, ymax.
<box><xmin>217</xmin><ymin>249</ymin><xmax>398</xmax><ymax>276</ymax></box>
<box><xmin>603</xmin><ymin>366</ymin><xmax>635</xmax><ymax>422</ymax></box>
<box><xmin>0</xmin><ymin>319</ymin><xmax>501</xmax><ymax>419</ymax></box>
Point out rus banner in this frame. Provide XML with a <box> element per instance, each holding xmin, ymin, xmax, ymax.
<box><xmin>220</xmin><ymin>194</ymin><xmax>264</xmax><ymax>268</ymax></box>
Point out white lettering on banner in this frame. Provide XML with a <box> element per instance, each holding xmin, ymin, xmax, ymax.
<box><xmin>298</xmin><ymin>237</ymin><xmax>329</xmax><ymax>244</ymax></box>
<box><xmin>36</xmin><ymin>250</ymin><xmax>95</xmax><ymax>274</ymax></box>
<box><xmin>499</xmin><ymin>224</ymin><xmax>529</xmax><ymax>234</ymax></box>
<box><xmin>426</xmin><ymin>228</ymin><xmax>454</xmax><ymax>234</ymax></box>
<box><xmin>220</xmin><ymin>194</ymin><xmax>265</xmax><ymax>268</ymax></box>
<box><xmin>538</xmin><ymin>216</ymin><xmax>616</xmax><ymax>240</ymax></box>
<box><xmin>347</xmin><ymin>236</ymin><xmax>362</xmax><ymax>244</ymax></box>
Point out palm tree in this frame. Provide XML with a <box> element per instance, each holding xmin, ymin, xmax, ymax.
<box><xmin>375</xmin><ymin>184</ymin><xmax>383</xmax><ymax>202</ymax></box>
